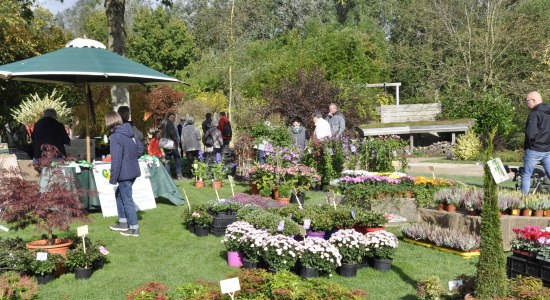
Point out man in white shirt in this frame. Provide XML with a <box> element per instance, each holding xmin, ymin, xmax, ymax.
<box><xmin>312</xmin><ymin>112</ymin><xmax>332</xmax><ymax>140</ymax></box>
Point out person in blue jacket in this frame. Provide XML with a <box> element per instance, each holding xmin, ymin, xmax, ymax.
<box><xmin>105</xmin><ymin>111</ymin><xmax>144</xmax><ymax>237</ymax></box>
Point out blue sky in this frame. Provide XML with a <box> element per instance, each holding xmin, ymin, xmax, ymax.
<box><xmin>38</xmin><ymin>0</ymin><xmax>79</xmax><ymax>14</ymax></box>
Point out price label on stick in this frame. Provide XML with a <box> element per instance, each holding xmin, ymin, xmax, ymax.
<box><xmin>77</xmin><ymin>225</ymin><xmax>88</xmax><ymax>237</ymax></box>
<box><xmin>350</xmin><ymin>208</ymin><xmax>356</xmax><ymax>220</ymax></box>
<box><xmin>487</xmin><ymin>157</ymin><xmax>509</xmax><ymax>184</ymax></box>
<box><xmin>220</xmin><ymin>277</ymin><xmax>241</xmax><ymax>295</ymax></box>
<box><xmin>303</xmin><ymin>219</ymin><xmax>311</xmax><ymax>230</ymax></box>
<box><xmin>36</xmin><ymin>252</ymin><xmax>48</xmax><ymax>261</ymax></box>
<box><xmin>277</xmin><ymin>220</ymin><xmax>285</xmax><ymax>232</ymax></box>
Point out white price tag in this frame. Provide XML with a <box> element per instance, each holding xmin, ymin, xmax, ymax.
<box><xmin>0</xmin><ymin>224</ymin><xmax>9</xmax><ymax>232</ymax></box>
<box><xmin>77</xmin><ymin>225</ymin><xmax>89</xmax><ymax>237</ymax></box>
<box><xmin>220</xmin><ymin>277</ymin><xmax>241</xmax><ymax>294</ymax></box>
<box><xmin>303</xmin><ymin>219</ymin><xmax>311</xmax><ymax>230</ymax></box>
<box><xmin>448</xmin><ymin>280</ymin><xmax>463</xmax><ymax>291</ymax></box>
<box><xmin>36</xmin><ymin>252</ymin><xmax>48</xmax><ymax>261</ymax></box>
<box><xmin>487</xmin><ymin>158</ymin><xmax>509</xmax><ymax>184</ymax></box>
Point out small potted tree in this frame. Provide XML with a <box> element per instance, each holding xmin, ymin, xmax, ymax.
<box><xmin>0</xmin><ymin>162</ymin><xmax>88</xmax><ymax>256</ymax></box>
<box><xmin>210</xmin><ymin>153</ymin><xmax>227</xmax><ymax>189</ymax></box>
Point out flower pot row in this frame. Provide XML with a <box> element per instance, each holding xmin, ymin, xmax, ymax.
<box><xmin>194</xmin><ymin>180</ymin><xmax>223</xmax><ymax>189</ymax></box>
<box><xmin>226</xmin><ymin>250</ymin><xmax>393</xmax><ymax>278</ymax></box>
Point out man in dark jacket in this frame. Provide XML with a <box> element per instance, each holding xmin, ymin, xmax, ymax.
<box><xmin>522</xmin><ymin>91</ymin><xmax>550</xmax><ymax>195</ymax></box>
<box><xmin>161</xmin><ymin>112</ymin><xmax>183</xmax><ymax>180</ymax></box>
<box><xmin>31</xmin><ymin>108</ymin><xmax>70</xmax><ymax>161</ymax></box>
<box><xmin>202</xmin><ymin>113</ymin><xmax>212</xmax><ymax>133</ymax></box>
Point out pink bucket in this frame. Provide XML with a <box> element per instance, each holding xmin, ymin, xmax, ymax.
<box><xmin>227</xmin><ymin>251</ymin><xmax>243</xmax><ymax>267</ymax></box>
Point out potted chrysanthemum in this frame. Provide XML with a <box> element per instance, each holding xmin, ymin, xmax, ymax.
<box><xmin>239</xmin><ymin>228</ymin><xmax>269</xmax><ymax>269</ymax></box>
<box><xmin>297</xmin><ymin>237</ymin><xmax>342</xmax><ymax>279</ymax></box>
<box><xmin>329</xmin><ymin>229</ymin><xmax>368</xmax><ymax>277</ymax></box>
<box><xmin>222</xmin><ymin>221</ymin><xmax>256</xmax><ymax>267</ymax></box>
<box><xmin>260</xmin><ymin>234</ymin><xmax>300</xmax><ymax>272</ymax></box>
<box><xmin>364</xmin><ymin>230</ymin><xmax>399</xmax><ymax>272</ymax></box>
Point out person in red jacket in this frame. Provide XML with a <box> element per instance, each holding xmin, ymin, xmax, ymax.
<box><xmin>148</xmin><ymin>130</ymin><xmax>163</xmax><ymax>159</ymax></box>
<box><xmin>217</xmin><ymin>112</ymin><xmax>232</xmax><ymax>148</ymax></box>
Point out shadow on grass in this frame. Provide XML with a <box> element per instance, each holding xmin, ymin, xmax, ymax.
<box><xmin>392</xmin><ymin>265</ymin><xmax>417</xmax><ymax>290</ymax></box>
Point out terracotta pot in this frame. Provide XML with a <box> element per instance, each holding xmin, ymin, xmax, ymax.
<box><xmin>212</xmin><ymin>181</ymin><xmax>223</xmax><ymax>189</ymax></box>
<box><xmin>522</xmin><ymin>208</ymin><xmax>532</xmax><ymax>217</ymax></box>
<box><xmin>278</xmin><ymin>197</ymin><xmax>290</xmax><ymax>205</ymax></box>
<box><xmin>272</xmin><ymin>188</ymin><xmax>280</xmax><ymax>200</ymax></box>
<box><xmin>511</xmin><ymin>208</ymin><xmax>520</xmax><ymax>216</ymax></box>
<box><xmin>195</xmin><ymin>180</ymin><xmax>205</xmax><ymax>188</ymax></box>
<box><xmin>545</xmin><ymin>209</ymin><xmax>550</xmax><ymax>217</ymax></box>
<box><xmin>249</xmin><ymin>183</ymin><xmax>259</xmax><ymax>195</ymax></box>
<box><xmin>533</xmin><ymin>210</ymin><xmax>544</xmax><ymax>217</ymax></box>
<box><xmin>26</xmin><ymin>239</ymin><xmax>73</xmax><ymax>257</ymax></box>
<box><xmin>437</xmin><ymin>203</ymin><xmax>446</xmax><ymax>211</ymax></box>
<box><xmin>446</xmin><ymin>204</ymin><xmax>456</xmax><ymax>213</ymax></box>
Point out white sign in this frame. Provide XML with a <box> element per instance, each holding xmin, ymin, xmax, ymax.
<box><xmin>487</xmin><ymin>157</ymin><xmax>509</xmax><ymax>184</ymax></box>
<box><xmin>448</xmin><ymin>280</ymin><xmax>463</xmax><ymax>291</ymax></box>
<box><xmin>77</xmin><ymin>225</ymin><xmax>88</xmax><ymax>237</ymax></box>
<box><xmin>36</xmin><ymin>252</ymin><xmax>48</xmax><ymax>261</ymax></box>
<box><xmin>92</xmin><ymin>162</ymin><xmax>156</xmax><ymax>217</ymax></box>
<box><xmin>0</xmin><ymin>224</ymin><xmax>9</xmax><ymax>232</ymax></box>
<box><xmin>220</xmin><ymin>277</ymin><xmax>241</xmax><ymax>294</ymax></box>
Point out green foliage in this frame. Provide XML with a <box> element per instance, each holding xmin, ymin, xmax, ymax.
<box><xmin>10</xmin><ymin>89</ymin><xmax>71</xmax><ymax>126</ymax></box>
<box><xmin>416</xmin><ymin>275</ymin><xmax>446</xmax><ymax>300</ymax></box>
<box><xmin>278</xmin><ymin>183</ymin><xmax>292</xmax><ymax>198</ymax></box>
<box><xmin>251</xmin><ymin>122</ymin><xmax>292</xmax><ymax>147</ymax></box>
<box><xmin>65</xmin><ymin>247</ymin><xmax>94</xmax><ymax>270</ymax></box>
<box><xmin>0</xmin><ymin>271</ymin><xmax>39</xmax><ymax>300</ymax></box>
<box><xmin>0</xmin><ymin>237</ymin><xmax>29</xmax><ymax>273</ymax></box>
<box><xmin>452</xmin><ymin>130</ymin><xmax>482</xmax><ymax>161</ymax></box>
<box><xmin>361</xmin><ymin>136</ymin><xmax>408</xmax><ymax>172</ymax></box>
<box><xmin>28</xmin><ymin>252</ymin><xmax>63</xmax><ymax>276</ymax></box>
<box><xmin>509</xmin><ymin>275</ymin><xmax>550</xmax><ymax>300</ymax></box>
<box><xmin>126</xmin><ymin>7</ymin><xmax>196</xmax><ymax>77</ymax></box>
<box><xmin>475</xmin><ymin>130</ymin><xmax>508</xmax><ymax>299</ymax></box>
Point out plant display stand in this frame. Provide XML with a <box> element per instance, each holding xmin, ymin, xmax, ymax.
<box><xmin>210</xmin><ymin>213</ymin><xmax>238</xmax><ymax>236</ymax></box>
<box><xmin>403</xmin><ymin>238</ymin><xmax>480</xmax><ymax>259</ymax></box>
<box><xmin>417</xmin><ymin>208</ymin><xmax>550</xmax><ymax>251</ymax></box>
<box><xmin>507</xmin><ymin>255</ymin><xmax>550</xmax><ymax>286</ymax></box>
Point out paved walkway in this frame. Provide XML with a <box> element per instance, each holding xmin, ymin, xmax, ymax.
<box><xmin>407</xmin><ymin>157</ymin><xmax>485</xmax><ymax>177</ymax></box>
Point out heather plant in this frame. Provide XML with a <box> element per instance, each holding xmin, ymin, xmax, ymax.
<box><xmin>462</xmin><ymin>188</ymin><xmax>483</xmax><ymax>212</ymax></box>
<box><xmin>206</xmin><ymin>200</ymin><xmax>241</xmax><ymax>214</ymax></box>
<box><xmin>498</xmin><ymin>189</ymin><xmax>522</xmax><ymax>211</ymax></box>
<box><xmin>402</xmin><ymin>223</ymin><xmax>480</xmax><ymax>252</ymax></box>
<box><xmin>230</xmin><ymin>193</ymin><xmax>284</xmax><ymax>209</ymax></box>
<box><xmin>297</xmin><ymin>237</ymin><xmax>342</xmax><ymax>274</ymax></box>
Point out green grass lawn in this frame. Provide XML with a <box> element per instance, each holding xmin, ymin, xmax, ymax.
<box><xmin>2</xmin><ymin>179</ymin><xmax>478</xmax><ymax>300</ymax></box>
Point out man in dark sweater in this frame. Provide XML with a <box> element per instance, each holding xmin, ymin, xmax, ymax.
<box><xmin>31</xmin><ymin>108</ymin><xmax>70</xmax><ymax>161</ymax></box>
<box><xmin>521</xmin><ymin>91</ymin><xmax>550</xmax><ymax>195</ymax></box>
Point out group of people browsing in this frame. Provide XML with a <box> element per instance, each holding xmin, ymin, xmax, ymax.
<box><xmin>149</xmin><ymin>111</ymin><xmax>232</xmax><ymax>180</ymax></box>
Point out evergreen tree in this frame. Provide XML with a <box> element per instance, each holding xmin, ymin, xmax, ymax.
<box><xmin>475</xmin><ymin>129</ymin><xmax>508</xmax><ymax>299</ymax></box>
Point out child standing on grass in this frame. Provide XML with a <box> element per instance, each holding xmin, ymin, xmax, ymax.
<box><xmin>105</xmin><ymin>111</ymin><xmax>144</xmax><ymax>237</ymax></box>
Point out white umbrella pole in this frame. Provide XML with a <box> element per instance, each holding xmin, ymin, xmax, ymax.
<box><xmin>85</xmin><ymin>82</ymin><xmax>91</xmax><ymax>162</ymax></box>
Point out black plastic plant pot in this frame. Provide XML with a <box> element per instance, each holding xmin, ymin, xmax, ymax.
<box><xmin>75</xmin><ymin>267</ymin><xmax>93</xmax><ymax>280</ymax></box>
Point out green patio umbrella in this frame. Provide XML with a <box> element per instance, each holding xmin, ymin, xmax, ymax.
<box><xmin>0</xmin><ymin>38</ymin><xmax>184</xmax><ymax>161</ymax></box>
